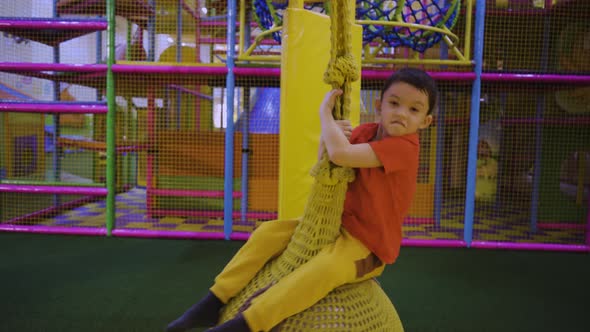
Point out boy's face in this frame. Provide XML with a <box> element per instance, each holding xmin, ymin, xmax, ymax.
<box><xmin>375</xmin><ymin>82</ymin><xmax>433</xmax><ymax>137</ymax></box>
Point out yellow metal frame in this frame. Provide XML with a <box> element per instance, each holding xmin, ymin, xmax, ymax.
<box><xmin>238</xmin><ymin>25</ymin><xmax>282</xmax><ymax>62</ymax></box>
<box><xmin>237</xmin><ymin>0</ymin><xmax>473</xmax><ymax>66</ymax></box>
<box><xmin>237</xmin><ymin>0</ymin><xmax>329</xmax><ymax>62</ymax></box>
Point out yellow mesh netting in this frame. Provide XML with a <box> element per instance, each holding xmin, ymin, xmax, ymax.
<box><xmin>219</xmin><ymin>2</ymin><xmax>403</xmax><ymax>330</ymax></box>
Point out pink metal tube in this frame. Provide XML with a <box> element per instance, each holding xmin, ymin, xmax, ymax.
<box><xmin>112</xmin><ymin>64</ymin><xmax>227</xmax><ymax>76</ymax></box>
<box><xmin>481</xmin><ymin>73</ymin><xmax>590</xmax><ymax>84</ymax></box>
<box><xmin>471</xmin><ymin>241</ymin><xmax>589</xmax><ymax>252</ymax></box>
<box><xmin>233</xmin><ymin>67</ymin><xmax>281</xmax><ymax>78</ymax></box>
<box><xmin>112</xmin><ymin>229</ymin><xmax>250</xmax><ymax>241</ymax></box>
<box><xmin>0</xmin><ymin>102</ymin><xmax>107</xmax><ymax>114</ymax></box>
<box><xmin>149</xmin><ymin>209</ymin><xmax>276</xmax><ymax>220</ymax></box>
<box><xmin>402</xmin><ymin>239</ymin><xmax>467</xmax><ymax>248</ymax></box>
<box><xmin>0</xmin><ymin>224</ymin><xmax>107</xmax><ymax>236</ymax></box>
<box><xmin>0</xmin><ymin>18</ymin><xmax>107</xmax><ymax>30</ymax></box>
<box><xmin>0</xmin><ymin>184</ymin><xmax>107</xmax><ymax>196</ymax></box>
<box><xmin>0</xmin><ymin>63</ymin><xmax>106</xmax><ymax>72</ymax></box>
<box><xmin>362</xmin><ymin>70</ymin><xmax>476</xmax><ymax>82</ymax></box>
<box><xmin>148</xmin><ymin>188</ymin><xmax>242</xmax><ymax>198</ymax></box>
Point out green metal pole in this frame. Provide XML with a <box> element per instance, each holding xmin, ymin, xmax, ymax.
<box><xmin>106</xmin><ymin>0</ymin><xmax>116</xmax><ymax>235</ymax></box>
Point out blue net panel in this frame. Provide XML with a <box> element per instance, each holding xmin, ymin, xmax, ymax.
<box><xmin>253</xmin><ymin>0</ymin><xmax>461</xmax><ymax>53</ymax></box>
<box><xmin>253</xmin><ymin>0</ymin><xmax>327</xmax><ymax>43</ymax></box>
<box><xmin>357</xmin><ymin>0</ymin><xmax>461</xmax><ymax>52</ymax></box>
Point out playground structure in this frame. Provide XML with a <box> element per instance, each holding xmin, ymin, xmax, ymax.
<box><xmin>0</xmin><ymin>0</ymin><xmax>588</xmax><ymax>253</ymax></box>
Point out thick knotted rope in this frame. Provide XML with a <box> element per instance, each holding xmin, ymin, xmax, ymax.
<box><xmin>219</xmin><ymin>2</ymin><xmax>403</xmax><ymax>330</ymax></box>
<box><xmin>324</xmin><ymin>54</ymin><xmax>359</xmax><ymax>88</ymax></box>
<box><xmin>323</xmin><ymin>0</ymin><xmax>358</xmax><ymax>122</ymax></box>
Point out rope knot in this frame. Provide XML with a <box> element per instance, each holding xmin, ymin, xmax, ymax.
<box><xmin>323</xmin><ymin>54</ymin><xmax>359</xmax><ymax>87</ymax></box>
<box><xmin>310</xmin><ymin>157</ymin><xmax>356</xmax><ymax>185</ymax></box>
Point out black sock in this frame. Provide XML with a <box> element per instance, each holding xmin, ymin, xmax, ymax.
<box><xmin>206</xmin><ymin>313</ymin><xmax>250</xmax><ymax>332</ymax></box>
<box><xmin>166</xmin><ymin>291</ymin><xmax>224</xmax><ymax>332</ymax></box>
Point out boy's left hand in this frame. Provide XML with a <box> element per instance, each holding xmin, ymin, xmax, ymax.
<box><xmin>335</xmin><ymin>120</ymin><xmax>353</xmax><ymax>140</ymax></box>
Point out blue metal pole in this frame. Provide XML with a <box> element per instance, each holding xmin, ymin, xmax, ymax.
<box><xmin>52</xmin><ymin>0</ymin><xmax>61</xmax><ymax>207</ymax></box>
<box><xmin>148</xmin><ymin>0</ymin><xmax>156</xmax><ymax>61</ymax></box>
<box><xmin>494</xmin><ymin>91</ymin><xmax>506</xmax><ymax>210</ymax></box>
<box><xmin>530</xmin><ymin>99</ymin><xmax>543</xmax><ymax>233</ymax></box>
<box><xmin>224</xmin><ymin>0</ymin><xmax>237</xmax><ymax>239</ymax></box>
<box><xmin>434</xmin><ymin>93</ymin><xmax>445</xmax><ymax>227</ymax></box>
<box><xmin>96</xmin><ymin>21</ymin><xmax>103</xmax><ymax>195</ymax></box>
<box><xmin>434</xmin><ymin>12</ymin><xmax>449</xmax><ymax>227</ymax></box>
<box><xmin>463</xmin><ymin>0</ymin><xmax>486</xmax><ymax>247</ymax></box>
<box><xmin>240</xmin><ymin>11</ymin><xmax>253</xmax><ymax>223</ymax></box>
<box><xmin>530</xmin><ymin>10</ymin><xmax>552</xmax><ymax>232</ymax></box>
<box><xmin>176</xmin><ymin>0</ymin><xmax>182</xmax><ymax>129</ymax></box>
<box><xmin>241</xmin><ymin>89</ymin><xmax>250</xmax><ymax>222</ymax></box>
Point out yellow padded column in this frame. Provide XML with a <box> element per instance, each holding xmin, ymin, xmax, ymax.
<box><xmin>278</xmin><ymin>8</ymin><xmax>361</xmax><ymax>220</ymax></box>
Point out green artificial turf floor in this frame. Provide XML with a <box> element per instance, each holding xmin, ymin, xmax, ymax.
<box><xmin>1</xmin><ymin>232</ymin><xmax>588</xmax><ymax>332</ymax></box>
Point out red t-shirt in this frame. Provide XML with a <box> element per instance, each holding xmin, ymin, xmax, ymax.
<box><xmin>341</xmin><ymin>122</ymin><xmax>420</xmax><ymax>264</ymax></box>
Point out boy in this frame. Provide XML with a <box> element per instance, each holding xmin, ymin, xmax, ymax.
<box><xmin>166</xmin><ymin>67</ymin><xmax>436</xmax><ymax>332</ymax></box>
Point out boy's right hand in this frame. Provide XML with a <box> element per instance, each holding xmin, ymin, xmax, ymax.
<box><xmin>319</xmin><ymin>89</ymin><xmax>343</xmax><ymax>119</ymax></box>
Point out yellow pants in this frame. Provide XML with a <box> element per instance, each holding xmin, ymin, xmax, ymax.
<box><xmin>210</xmin><ymin>219</ymin><xmax>385</xmax><ymax>332</ymax></box>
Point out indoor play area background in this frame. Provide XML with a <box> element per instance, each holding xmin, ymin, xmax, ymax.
<box><xmin>0</xmin><ymin>0</ymin><xmax>589</xmax><ymax>252</ymax></box>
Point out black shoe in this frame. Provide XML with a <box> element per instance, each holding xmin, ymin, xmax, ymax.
<box><xmin>206</xmin><ymin>313</ymin><xmax>250</xmax><ymax>332</ymax></box>
<box><xmin>166</xmin><ymin>291</ymin><xmax>224</xmax><ymax>332</ymax></box>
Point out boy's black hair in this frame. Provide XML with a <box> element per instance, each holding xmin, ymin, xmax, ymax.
<box><xmin>380</xmin><ymin>67</ymin><xmax>438</xmax><ymax>115</ymax></box>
